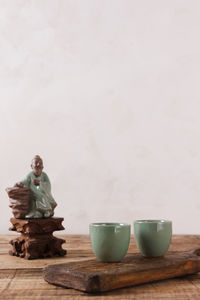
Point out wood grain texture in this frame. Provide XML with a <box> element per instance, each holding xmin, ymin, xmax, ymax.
<box><xmin>9</xmin><ymin>217</ymin><xmax>65</xmax><ymax>233</ymax></box>
<box><xmin>9</xmin><ymin>218</ymin><xmax>66</xmax><ymax>259</ymax></box>
<box><xmin>44</xmin><ymin>249</ymin><xmax>200</xmax><ymax>292</ymax></box>
<box><xmin>6</xmin><ymin>187</ymin><xmax>30</xmax><ymax>218</ymax></box>
<box><xmin>1</xmin><ymin>235</ymin><xmax>200</xmax><ymax>299</ymax></box>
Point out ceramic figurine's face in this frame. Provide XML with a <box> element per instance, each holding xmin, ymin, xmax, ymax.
<box><xmin>31</xmin><ymin>160</ymin><xmax>43</xmax><ymax>176</ymax></box>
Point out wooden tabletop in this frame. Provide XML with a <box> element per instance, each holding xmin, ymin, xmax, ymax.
<box><xmin>1</xmin><ymin>234</ymin><xmax>200</xmax><ymax>299</ymax></box>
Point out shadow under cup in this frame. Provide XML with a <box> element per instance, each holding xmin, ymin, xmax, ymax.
<box><xmin>89</xmin><ymin>223</ymin><xmax>131</xmax><ymax>262</ymax></box>
<box><xmin>134</xmin><ymin>220</ymin><xmax>172</xmax><ymax>257</ymax></box>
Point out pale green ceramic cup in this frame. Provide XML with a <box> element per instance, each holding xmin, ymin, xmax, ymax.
<box><xmin>89</xmin><ymin>223</ymin><xmax>131</xmax><ymax>262</ymax></box>
<box><xmin>134</xmin><ymin>220</ymin><xmax>172</xmax><ymax>257</ymax></box>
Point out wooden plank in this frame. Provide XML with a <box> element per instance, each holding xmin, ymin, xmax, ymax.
<box><xmin>1</xmin><ymin>269</ymin><xmax>200</xmax><ymax>300</ymax></box>
<box><xmin>44</xmin><ymin>249</ymin><xmax>200</xmax><ymax>292</ymax></box>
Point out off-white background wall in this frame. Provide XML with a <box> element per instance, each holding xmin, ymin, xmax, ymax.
<box><xmin>1</xmin><ymin>0</ymin><xmax>200</xmax><ymax>234</ymax></box>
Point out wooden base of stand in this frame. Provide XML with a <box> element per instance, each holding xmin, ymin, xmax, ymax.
<box><xmin>9</xmin><ymin>217</ymin><xmax>67</xmax><ymax>259</ymax></box>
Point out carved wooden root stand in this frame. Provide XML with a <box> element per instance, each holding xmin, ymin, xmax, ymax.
<box><xmin>9</xmin><ymin>217</ymin><xmax>67</xmax><ymax>259</ymax></box>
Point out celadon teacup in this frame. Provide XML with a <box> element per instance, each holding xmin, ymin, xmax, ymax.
<box><xmin>89</xmin><ymin>223</ymin><xmax>131</xmax><ymax>262</ymax></box>
<box><xmin>134</xmin><ymin>220</ymin><xmax>172</xmax><ymax>257</ymax></box>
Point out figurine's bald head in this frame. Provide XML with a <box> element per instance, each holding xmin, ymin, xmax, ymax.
<box><xmin>31</xmin><ymin>155</ymin><xmax>43</xmax><ymax>176</ymax></box>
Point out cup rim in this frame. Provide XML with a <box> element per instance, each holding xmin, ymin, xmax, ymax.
<box><xmin>134</xmin><ymin>219</ymin><xmax>172</xmax><ymax>224</ymax></box>
<box><xmin>90</xmin><ymin>222</ymin><xmax>130</xmax><ymax>227</ymax></box>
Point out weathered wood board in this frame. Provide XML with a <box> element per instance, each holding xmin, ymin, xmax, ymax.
<box><xmin>44</xmin><ymin>248</ymin><xmax>200</xmax><ymax>293</ymax></box>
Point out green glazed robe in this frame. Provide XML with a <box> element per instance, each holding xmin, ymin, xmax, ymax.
<box><xmin>21</xmin><ymin>171</ymin><xmax>56</xmax><ymax>218</ymax></box>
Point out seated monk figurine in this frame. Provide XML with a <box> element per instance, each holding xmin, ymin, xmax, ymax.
<box><xmin>16</xmin><ymin>155</ymin><xmax>57</xmax><ymax>218</ymax></box>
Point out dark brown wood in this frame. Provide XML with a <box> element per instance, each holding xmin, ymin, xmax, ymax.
<box><xmin>9</xmin><ymin>217</ymin><xmax>67</xmax><ymax>259</ymax></box>
<box><xmin>6</xmin><ymin>186</ymin><xmax>30</xmax><ymax>218</ymax></box>
<box><xmin>44</xmin><ymin>248</ymin><xmax>200</xmax><ymax>293</ymax></box>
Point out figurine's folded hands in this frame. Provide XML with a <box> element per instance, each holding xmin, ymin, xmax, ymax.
<box><xmin>33</xmin><ymin>179</ymin><xmax>40</xmax><ymax>186</ymax></box>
